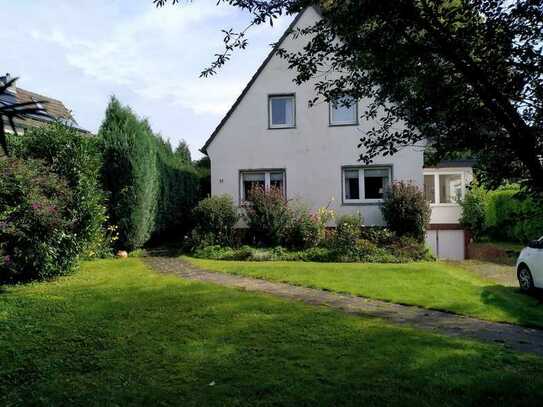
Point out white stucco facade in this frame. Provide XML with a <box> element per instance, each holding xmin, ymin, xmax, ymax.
<box><xmin>205</xmin><ymin>6</ymin><xmax>424</xmax><ymax>226</ymax></box>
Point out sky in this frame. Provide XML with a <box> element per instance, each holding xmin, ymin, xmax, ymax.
<box><xmin>1</xmin><ymin>0</ymin><xmax>294</xmax><ymax>159</ymax></box>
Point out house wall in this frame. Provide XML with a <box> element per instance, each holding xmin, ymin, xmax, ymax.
<box><xmin>207</xmin><ymin>6</ymin><xmax>424</xmax><ymax>226</ymax></box>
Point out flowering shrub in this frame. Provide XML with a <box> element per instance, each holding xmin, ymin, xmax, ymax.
<box><xmin>14</xmin><ymin>123</ymin><xmax>109</xmax><ymax>258</ymax></box>
<box><xmin>283</xmin><ymin>202</ymin><xmax>327</xmax><ymax>250</ymax></box>
<box><xmin>0</xmin><ymin>158</ymin><xmax>79</xmax><ymax>282</ymax></box>
<box><xmin>243</xmin><ymin>186</ymin><xmax>291</xmax><ymax>246</ymax></box>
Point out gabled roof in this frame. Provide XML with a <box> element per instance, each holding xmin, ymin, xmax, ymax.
<box><xmin>1</xmin><ymin>75</ymin><xmax>89</xmax><ymax>133</ymax></box>
<box><xmin>201</xmin><ymin>5</ymin><xmax>321</xmax><ymax>154</ymax></box>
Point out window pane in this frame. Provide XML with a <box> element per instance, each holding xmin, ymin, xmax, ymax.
<box><xmin>424</xmin><ymin>175</ymin><xmax>436</xmax><ymax>204</ymax></box>
<box><xmin>364</xmin><ymin>169</ymin><xmax>389</xmax><ymax>200</ymax></box>
<box><xmin>270</xmin><ymin>97</ymin><xmax>294</xmax><ymax>127</ymax></box>
<box><xmin>242</xmin><ymin>172</ymin><xmax>265</xmax><ymax>201</ymax></box>
<box><xmin>331</xmin><ymin>97</ymin><xmax>357</xmax><ymax>125</ymax></box>
<box><xmin>270</xmin><ymin>172</ymin><xmax>285</xmax><ymax>195</ymax></box>
<box><xmin>344</xmin><ymin>169</ymin><xmax>360</xmax><ymax>200</ymax></box>
<box><xmin>439</xmin><ymin>174</ymin><xmax>462</xmax><ymax>203</ymax></box>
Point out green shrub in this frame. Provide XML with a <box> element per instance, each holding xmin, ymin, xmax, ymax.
<box><xmin>336</xmin><ymin>213</ymin><xmax>363</xmax><ymax>228</ymax></box>
<box><xmin>193</xmin><ymin>245</ymin><xmax>253</xmax><ymax>261</ymax></box>
<box><xmin>485</xmin><ymin>185</ymin><xmax>543</xmax><ymax>242</ymax></box>
<box><xmin>14</xmin><ymin>123</ymin><xmax>109</xmax><ymax>258</ymax></box>
<box><xmin>243</xmin><ymin>186</ymin><xmax>291</xmax><ymax>246</ymax></box>
<box><xmin>0</xmin><ymin>159</ymin><xmax>79</xmax><ymax>282</ymax></box>
<box><xmin>329</xmin><ymin>216</ymin><xmax>361</xmax><ymax>256</ymax></box>
<box><xmin>192</xmin><ymin>195</ymin><xmax>239</xmax><ymax>248</ymax></box>
<box><xmin>302</xmin><ymin>247</ymin><xmax>335</xmax><ymax>262</ymax></box>
<box><xmin>459</xmin><ymin>184</ymin><xmax>487</xmax><ymax>241</ymax></box>
<box><xmin>360</xmin><ymin>227</ymin><xmax>395</xmax><ymax>246</ymax></box>
<box><xmin>389</xmin><ymin>236</ymin><xmax>434</xmax><ymax>262</ymax></box>
<box><xmin>381</xmin><ymin>181</ymin><xmax>431</xmax><ymax>242</ymax></box>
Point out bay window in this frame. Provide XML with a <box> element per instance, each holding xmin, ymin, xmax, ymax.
<box><xmin>424</xmin><ymin>172</ymin><xmax>464</xmax><ymax>204</ymax></box>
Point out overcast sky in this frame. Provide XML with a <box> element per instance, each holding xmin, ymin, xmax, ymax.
<box><xmin>2</xmin><ymin>0</ymin><xmax>293</xmax><ymax>158</ymax></box>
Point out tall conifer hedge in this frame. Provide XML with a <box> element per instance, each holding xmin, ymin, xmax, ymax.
<box><xmin>99</xmin><ymin>97</ymin><xmax>200</xmax><ymax>250</ymax></box>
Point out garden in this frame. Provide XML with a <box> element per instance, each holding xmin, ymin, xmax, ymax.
<box><xmin>2</xmin><ymin>98</ymin><xmax>543</xmax><ymax>407</ymax></box>
<box><xmin>188</xmin><ymin>181</ymin><xmax>433</xmax><ymax>264</ymax></box>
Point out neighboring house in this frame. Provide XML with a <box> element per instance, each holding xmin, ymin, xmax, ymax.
<box><xmin>0</xmin><ymin>73</ymin><xmax>88</xmax><ymax>135</ymax></box>
<box><xmin>201</xmin><ymin>6</ymin><xmax>473</xmax><ymax>260</ymax></box>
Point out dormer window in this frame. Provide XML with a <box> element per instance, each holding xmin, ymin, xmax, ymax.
<box><xmin>269</xmin><ymin>94</ymin><xmax>295</xmax><ymax>129</ymax></box>
<box><xmin>330</xmin><ymin>96</ymin><xmax>358</xmax><ymax>126</ymax></box>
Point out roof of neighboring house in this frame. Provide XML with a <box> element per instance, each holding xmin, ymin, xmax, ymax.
<box><xmin>201</xmin><ymin>6</ymin><xmax>321</xmax><ymax>154</ymax></box>
<box><xmin>1</xmin><ymin>76</ymin><xmax>89</xmax><ymax>133</ymax></box>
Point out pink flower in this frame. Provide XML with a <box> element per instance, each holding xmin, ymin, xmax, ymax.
<box><xmin>3</xmin><ymin>255</ymin><xmax>12</xmax><ymax>266</ymax></box>
<box><xmin>31</xmin><ymin>203</ymin><xmax>41</xmax><ymax>210</ymax></box>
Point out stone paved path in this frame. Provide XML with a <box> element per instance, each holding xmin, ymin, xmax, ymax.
<box><xmin>144</xmin><ymin>256</ymin><xmax>543</xmax><ymax>357</ymax></box>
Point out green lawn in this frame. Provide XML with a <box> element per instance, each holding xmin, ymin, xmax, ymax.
<box><xmin>187</xmin><ymin>258</ymin><xmax>543</xmax><ymax>328</ymax></box>
<box><xmin>1</xmin><ymin>259</ymin><xmax>543</xmax><ymax>406</ymax></box>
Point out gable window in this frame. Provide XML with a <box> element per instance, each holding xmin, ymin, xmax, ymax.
<box><xmin>240</xmin><ymin>170</ymin><xmax>286</xmax><ymax>202</ymax></box>
<box><xmin>269</xmin><ymin>95</ymin><xmax>295</xmax><ymax>128</ymax></box>
<box><xmin>424</xmin><ymin>172</ymin><xmax>464</xmax><ymax>205</ymax></box>
<box><xmin>343</xmin><ymin>166</ymin><xmax>391</xmax><ymax>203</ymax></box>
<box><xmin>330</xmin><ymin>97</ymin><xmax>358</xmax><ymax>126</ymax></box>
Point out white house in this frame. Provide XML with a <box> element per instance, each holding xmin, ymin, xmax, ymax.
<box><xmin>201</xmin><ymin>6</ymin><xmax>473</xmax><ymax>260</ymax></box>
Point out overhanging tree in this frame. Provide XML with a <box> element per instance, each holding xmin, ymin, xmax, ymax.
<box><xmin>156</xmin><ymin>0</ymin><xmax>543</xmax><ymax>195</ymax></box>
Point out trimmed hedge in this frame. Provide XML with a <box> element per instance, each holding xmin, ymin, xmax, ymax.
<box><xmin>485</xmin><ymin>186</ymin><xmax>543</xmax><ymax>242</ymax></box>
<box><xmin>99</xmin><ymin>97</ymin><xmax>200</xmax><ymax>250</ymax></box>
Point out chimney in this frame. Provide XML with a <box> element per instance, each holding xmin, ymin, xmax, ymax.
<box><xmin>1</xmin><ymin>73</ymin><xmax>16</xmax><ymax>95</ymax></box>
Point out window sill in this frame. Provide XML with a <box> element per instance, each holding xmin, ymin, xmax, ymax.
<box><xmin>342</xmin><ymin>201</ymin><xmax>384</xmax><ymax>206</ymax></box>
<box><xmin>430</xmin><ymin>203</ymin><xmax>461</xmax><ymax>207</ymax></box>
<box><xmin>329</xmin><ymin>122</ymin><xmax>359</xmax><ymax>127</ymax></box>
<box><xmin>268</xmin><ymin>126</ymin><xmax>296</xmax><ymax>130</ymax></box>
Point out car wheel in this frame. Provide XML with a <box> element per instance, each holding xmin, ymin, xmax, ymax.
<box><xmin>518</xmin><ymin>266</ymin><xmax>535</xmax><ymax>292</ymax></box>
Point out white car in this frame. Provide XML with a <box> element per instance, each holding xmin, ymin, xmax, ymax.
<box><xmin>517</xmin><ymin>237</ymin><xmax>543</xmax><ymax>292</ymax></box>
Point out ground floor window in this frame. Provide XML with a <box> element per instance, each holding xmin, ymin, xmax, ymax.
<box><xmin>240</xmin><ymin>170</ymin><xmax>285</xmax><ymax>202</ymax></box>
<box><xmin>343</xmin><ymin>166</ymin><xmax>391</xmax><ymax>203</ymax></box>
<box><xmin>424</xmin><ymin>172</ymin><xmax>464</xmax><ymax>204</ymax></box>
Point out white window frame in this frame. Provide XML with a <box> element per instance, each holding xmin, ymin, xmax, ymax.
<box><xmin>268</xmin><ymin>95</ymin><xmax>296</xmax><ymax>129</ymax></box>
<box><xmin>342</xmin><ymin>166</ymin><xmax>392</xmax><ymax>204</ymax></box>
<box><xmin>329</xmin><ymin>97</ymin><xmax>358</xmax><ymax>126</ymax></box>
<box><xmin>240</xmin><ymin>170</ymin><xmax>286</xmax><ymax>203</ymax></box>
<box><xmin>423</xmin><ymin>171</ymin><xmax>466</xmax><ymax>206</ymax></box>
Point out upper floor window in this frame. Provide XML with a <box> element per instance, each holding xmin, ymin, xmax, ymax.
<box><xmin>343</xmin><ymin>166</ymin><xmax>391</xmax><ymax>203</ymax></box>
<box><xmin>269</xmin><ymin>95</ymin><xmax>295</xmax><ymax>129</ymax></box>
<box><xmin>240</xmin><ymin>170</ymin><xmax>286</xmax><ymax>203</ymax></box>
<box><xmin>330</xmin><ymin>97</ymin><xmax>358</xmax><ymax>126</ymax></box>
<box><xmin>424</xmin><ymin>172</ymin><xmax>464</xmax><ymax>204</ymax></box>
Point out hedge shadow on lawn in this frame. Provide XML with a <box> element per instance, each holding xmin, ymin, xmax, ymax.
<box><xmin>480</xmin><ymin>284</ymin><xmax>543</xmax><ymax>328</ymax></box>
<box><xmin>1</xmin><ymin>269</ymin><xmax>543</xmax><ymax>406</ymax></box>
